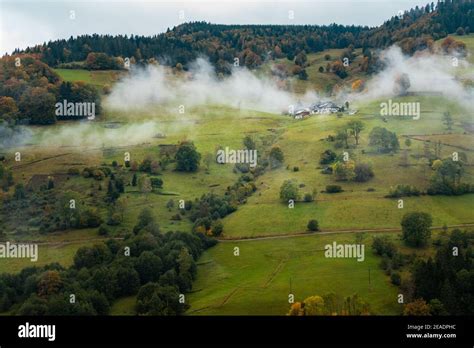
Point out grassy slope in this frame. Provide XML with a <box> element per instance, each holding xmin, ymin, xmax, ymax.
<box><xmin>222</xmin><ymin>94</ymin><xmax>474</xmax><ymax>237</ymax></box>
<box><xmin>185</xmin><ymin>40</ymin><xmax>474</xmax><ymax>314</ymax></box>
<box><xmin>0</xmin><ymin>240</ymin><xmax>97</xmax><ymax>273</ymax></box>
<box><xmin>0</xmin><ymin>106</ymin><xmax>288</xmax><ymax>271</ymax></box>
<box><xmin>54</xmin><ymin>68</ymin><xmax>123</xmax><ymax>87</ymax></box>
<box><xmin>188</xmin><ymin>232</ymin><xmax>401</xmax><ymax>315</ymax></box>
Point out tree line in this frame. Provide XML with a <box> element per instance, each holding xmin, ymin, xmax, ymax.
<box><xmin>371</xmin><ymin>213</ymin><xmax>473</xmax><ymax>315</ymax></box>
<box><xmin>0</xmin><ymin>55</ymin><xmax>101</xmax><ymax>125</ymax></box>
<box><xmin>11</xmin><ymin>1</ymin><xmax>473</xmax><ymax>73</ymax></box>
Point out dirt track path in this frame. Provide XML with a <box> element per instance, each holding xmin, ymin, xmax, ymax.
<box><xmin>6</xmin><ymin>237</ymin><xmax>124</xmax><ymax>246</ymax></box>
<box><xmin>217</xmin><ymin>223</ymin><xmax>474</xmax><ymax>242</ymax></box>
<box><xmin>10</xmin><ymin>153</ymin><xmax>72</xmax><ymax>169</ymax></box>
<box><xmin>406</xmin><ymin>134</ymin><xmax>474</xmax><ymax>152</ymax></box>
<box><xmin>9</xmin><ymin>224</ymin><xmax>474</xmax><ymax>246</ymax></box>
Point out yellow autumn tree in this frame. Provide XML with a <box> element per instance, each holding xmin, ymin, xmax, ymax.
<box><xmin>403</xmin><ymin>299</ymin><xmax>431</xmax><ymax>316</ymax></box>
<box><xmin>432</xmin><ymin>159</ymin><xmax>443</xmax><ymax>171</ymax></box>
<box><xmin>303</xmin><ymin>296</ymin><xmax>326</xmax><ymax>315</ymax></box>
<box><xmin>332</xmin><ymin>160</ymin><xmax>356</xmax><ymax>181</ymax></box>
<box><xmin>37</xmin><ymin>270</ymin><xmax>62</xmax><ymax>298</ymax></box>
<box><xmin>287</xmin><ymin>293</ymin><xmax>370</xmax><ymax>315</ymax></box>
<box><xmin>287</xmin><ymin>302</ymin><xmax>305</xmax><ymax>316</ymax></box>
<box><xmin>351</xmin><ymin>79</ymin><xmax>365</xmax><ymax>92</ymax></box>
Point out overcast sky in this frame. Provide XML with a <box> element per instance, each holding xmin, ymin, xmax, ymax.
<box><xmin>1</xmin><ymin>0</ymin><xmax>428</xmax><ymax>55</ymax></box>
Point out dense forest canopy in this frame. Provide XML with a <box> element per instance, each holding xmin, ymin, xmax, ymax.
<box><xmin>0</xmin><ymin>55</ymin><xmax>101</xmax><ymax>125</ymax></box>
<box><xmin>0</xmin><ymin>224</ymin><xmax>217</xmax><ymax>315</ymax></box>
<box><xmin>10</xmin><ymin>0</ymin><xmax>474</xmax><ymax>71</ymax></box>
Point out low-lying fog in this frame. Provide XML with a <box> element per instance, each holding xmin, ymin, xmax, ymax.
<box><xmin>2</xmin><ymin>45</ymin><xmax>471</xmax><ymax>149</ymax></box>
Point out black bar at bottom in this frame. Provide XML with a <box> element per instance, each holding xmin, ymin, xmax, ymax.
<box><xmin>0</xmin><ymin>316</ymin><xmax>472</xmax><ymax>346</ymax></box>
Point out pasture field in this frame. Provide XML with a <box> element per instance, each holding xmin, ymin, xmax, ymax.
<box><xmin>221</xmin><ymin>94</ymin><xmax>474</xmax><ymax>237</ymax></box>
<box><xmin>222</xmin><ymin>195</ymin><xmax>474</xmax><ymax>238</ymax></box>
<box><xmin>0</xmin><ymin>239</ymin><xmax>100</xmax><ymax>274</ymax></box>
<box><xmin>187</xmin><ymin>232</ymin><xmax>403</xmax><ymax>315</ymax></box>
<box><xmin>54</xmin><ymin>68</ymin><xmax>123</xmax><ymax>88</ymax></box>
<box><xmin>7</xmin><ymin>93</ymin><xmax>472</xmax><ymax>242</ymax></box>
<box><xmin>104</xmin><ymin>227</ymin><xmax>458</xmax><ymax>316</ymax></box>
<box><xmin>186</xmin><ymin>227</ymin><xmax>464</xmax><ymax>316</ymax></box>
<box><xmin>1</xmin><ymin>106</ymin><xmax>289</xmax><ymax>240</ymax></box>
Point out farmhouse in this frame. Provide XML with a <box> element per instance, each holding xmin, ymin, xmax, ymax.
<box><xmin>310</xmin><ymin>101</ymin><xmax>342</xmax><ymax>114</ymax></box>
<box><xmin>290</xmin><ymin>101</ymin><xmax>344</xmax><ymax>119</ymax></box>
<box><xmin>293</xmin><ymin>108</ymin><xmax>311</xmax><ymax>119</ymax></box>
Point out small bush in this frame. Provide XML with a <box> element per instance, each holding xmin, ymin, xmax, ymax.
<box><xmin>321</xmin><ymin>167</ymin><xmax>333</xmax><ymax>175</ymax></box>
<box><xmin>68</xmin><ymin>168</ymin><xmax>80</xmax><ymax>175</ymax></box>
<box><xmin>92</xmin><ymin>169</ymin><xmax>105</xmax><ymax>181</ymax></box>
<box><xmin>391</xmin><ymin>272</ymin><xmax>401</xmax><ymax>286</ymax></box>
<box><xmin>387</xmin><ymin>184</ymin><xmax>421</xmax><ymax>198</ymax></box>
<box><xmin>107</xmin><ymin>212</ymin><xmax>121</xmax><ymax>226</ymax></box>
<box><xmin>372</xmin><ymin>236</ymin><xmax>397</xmax><ymax>258</ymax></box>
<box><xmin>98</xmin><ymin>225</ymin><xmax>109</xmax><ymax>236</ymax></box>
<box><xmin>380</xmin><ymin>256</ymin><xmax>390</xmax><ymax>271</ymax></box>
<box><xmin>235</xmin><ymin>163</ymin><xmax>250</xmax><ymax>173</ymax></box>
<box><xmin>326</xmin><ymin>185</ymin><xmax>342</xmax><ymax>193</ymax></box>
<box><xmin>319</xmin><ymin>149</ymin><xmax>337</xmax><ymax>165</ymax></box>
<box><xmin>211</xmin><ymin>220</ymin><xmax>223</xmax><ymax>236</ymax></box>
<box><xmin>307</xmin><ymin>219</ymin><xmax>319</xmax><ymax>231</ymax></box>
<box><xmin>150</xmin><ymin>177</ymin><xmax>163</xmax><ymax>189</ymax></box>
<box><xmin>171</xmin><ymin>214</ymin><xmax>182</xmax><ymax>221</ymax></box>
<box><xmin>354</xmin><ymin>163</ymin><xmax>374</xmax><ymax>182</ymax></box>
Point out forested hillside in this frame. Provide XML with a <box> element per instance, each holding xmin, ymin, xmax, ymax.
<box><xmin>0</xmin><ymin>55</ymin><xmax>101</xmax><ymax>125</ymax></box>
<box><xmin>12</xmin><ymin>0</ymin><xmax>474</xmax><ymax>72</ymax></box>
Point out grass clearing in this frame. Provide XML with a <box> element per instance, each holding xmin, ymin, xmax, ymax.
<box><xmin>54</xmin><ymin>68</ymin><xmax>124</xmax><ymax>88</ymax></box>
<box><xmin>0</xmin><ymin>240</ymin><xmax>99</xmax><ymax>274</ymax></box>
<box><xmin>188</xmin><ymin>232</ymin><xmax>402</xmax><ymax>315</ymax></box>
<box><xmin>110</xmin><ymin>296</ymin><xmax>137</xmax><ymax>315</ymax></box>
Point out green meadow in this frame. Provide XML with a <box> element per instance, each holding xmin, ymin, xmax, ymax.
<box><xmin>0</xmin><ymin>240</ymin><xmax>99</xmax><ymax>274</ymax></box>
<box><xmin>220</xmin><ymin>93</ymin><xmax>474</xmax><ymax>238</ymax></box>
<box><xmin>54</xmin><ymin>68</ymin><xmax>123</xmax><ymax>88</ymax></box>
<box><xmin>187</xmin><ymin>232</ymin><xmax>401</xmax><ymax>315</ymax></box>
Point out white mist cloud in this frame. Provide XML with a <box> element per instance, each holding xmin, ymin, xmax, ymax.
<box><xmin>106</xmin><ymin>47</ymin><xmax>473</xmax><ymax>118</ymax></box>
<box><xmin>8</xmin><ymin>45</ymin><xmax>472</xmax><ymax>149</ymax></box>
<box><xmin>35</xmin><ymin>121</ymin><xmax>161</xmax><ymax>148</ymax></box>
<box><xmin>105</xmin><ymin>58</ymin><xmax>319</xmax><ymax>114</ymax></box>
<box><xmin>0</xmin><ymin>124</ymin><xmax>32</xmax><ymax>148</ymax></box>
<box><xmin>363</xmin><ymin>46</ymin><xmax>473</xmax><ymax>108</ymax></box>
